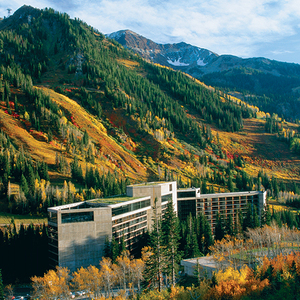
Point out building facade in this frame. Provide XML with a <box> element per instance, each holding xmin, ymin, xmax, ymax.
<box><xmin>177</xmin><ymin>189</ymin><xmax>267</xmax><ymax>232</ymax></box>
<box><xmin>48</xmin><ymin>182</ymin><xmax>266</xmax><ymax>272</ymax></box>
<box><xmin>48</xmin><ymin>181</ymin><xmax>177</xmax><ymax>272</ymax></box>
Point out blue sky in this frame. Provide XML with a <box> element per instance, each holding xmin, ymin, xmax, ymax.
<box><xmin>1</xmin><ymin>0</ymin><xmax>300</xmax><ymax>64</ymax></box>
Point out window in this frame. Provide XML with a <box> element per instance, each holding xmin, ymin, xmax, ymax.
<box><xmin>112</xmin><ymin>199</ymin><xmax>151</xmax><ymax>217</ymax></box>
<box><xmin>48</xmin><ymin>211</ymin><xmax>57</xmax><ymax>224</ymax></box>
<box><xmin>177</xmin><ymin>191</ymin><xmax>196</xmax><ymax>198</ymax></box>
<box><xmin>177</xmin><ymin>199</ymin><xmax>196</xmax><ymax>221</ymax></box>
<box><xmin>61</xmin><ymin>211</ymin><xmax>94</xmax><ymax>224</ymax></box>
<box><xmin>162</xmin><ymin>193</ymin><xmax>172</xmax><ymax>203</ymax></box>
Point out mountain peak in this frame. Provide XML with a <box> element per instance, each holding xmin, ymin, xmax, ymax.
<box><xmin>107</xmin><ymin>29</ymin><xmax>218</xmax><ymax>69</ymax></box>
<box><xmin>0</xmin><ymin>5</ymin><xmax>41</xmax><ymax>30</ymax></box>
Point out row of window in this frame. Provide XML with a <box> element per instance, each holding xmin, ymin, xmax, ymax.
<box><xmin>112</xmin><ymin>199</ymin><xmax>151</xmax><ymax>217</ymax></box>
<box><xmin>113</xmin><ymin>215</ymin><xmax>147</xmax><ymax>232</ymax></box>
<box><xmin>61</xmin><ymin>211</ymin><xmax>94</xmax><ymax>224</ymax></box>
<box><xmin>200</xmin><ymin>196</ymin><xmax>259</xmax><ymax>203</ymax></box>
<box><xmin>177</xmin><ymin>191</ymin><xmax>197</xmax><ymax>199</ymax></box>
<box><xmin>112</xmin><ymin>211</ymin><xmax>147</xmax><ymax>226</ymax></box>
<box><xmin>113</xmin><ymin>221</ymin><xmax>147</xmax><ymax>238</ymax></box>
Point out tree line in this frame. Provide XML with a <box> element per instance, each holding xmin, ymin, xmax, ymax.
<box><xmin>0</xmin><ymin>220</ymin><xmax>48</xmax><ymax>284</ymax></box>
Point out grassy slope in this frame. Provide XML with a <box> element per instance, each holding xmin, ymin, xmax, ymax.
<box><xmin>215</xmin><ymin>118</ymin><xmax>300</xmax><ymax>182</ymax></box>
<box><xmin>0</xmin><ymin>108</ymin><xmax>57</xmax><ymax>163</ymax></box>
<box><xmin>38</xmin><ymin>87</ymin><xmax>148</xmax><ymax>180</ymax></box>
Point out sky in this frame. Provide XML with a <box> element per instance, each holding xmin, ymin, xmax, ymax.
<box><xmin>1</xmin><ymin>0</ymin><xmax>300</xmax><ymax>64</ymax></box>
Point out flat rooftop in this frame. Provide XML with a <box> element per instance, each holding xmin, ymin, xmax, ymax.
<box><xmin>199</xmin><ymin>191</ymin><xmax>264</xmax><ymax>198</ymax></box>
<box><xmin>128</xmin><ymin>181</ymin><xmax>168</xmax><ymax>187</ymax></box>
<box><xmin>88</xmin><ymin>196</ymin><xmax>142</xmax><ymax>205</ymax></box>
<box><xmin>181</xmin><ymin>256</ymin><xmax>217</xmax><ymax>268</ymax></box>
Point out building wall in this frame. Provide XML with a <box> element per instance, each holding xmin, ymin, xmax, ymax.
<box><xmin>198</xmin><ymin>191</ymin><xmax>266</xmax><ymax>232</ymax></box>
<box><xmin>181</xmin><ymin>256</ymin><xmax>217</xmax><ymax>279</ymax></box>
<box><xmin>49</xmin><ymin>206</ymin><xmax>112</xmax><ymax>272</ymax></box>
<box><xmin>48</xmin><ymin>182</ymin><xmax>266</xmax><ymax>272</ymax></box>
<box><xmin>126</xmin><ymin>181</ymin><xmax>177</xmax><ymax>228</ymax></box>
<box><xmin>177</xmin><ymin>190</ymin><xmax>267</xmax><ymax>233</ymax></box>
<box><xmin>111</xmin><ymin>197</ymin><xmax>151</xmax><ymax>252</ymax></box>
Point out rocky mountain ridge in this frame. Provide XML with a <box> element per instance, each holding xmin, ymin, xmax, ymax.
<box><xmin>107</xmin><ymin>29</ymin><xmax>300</xmax><ymax>120</ymax></box>
<box><xmin>107</xmin><ymin>29</ymin><xmax>300</xmax><ymax>78</ymax></box>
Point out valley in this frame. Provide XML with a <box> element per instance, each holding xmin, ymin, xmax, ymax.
<box><xmin>1</xmin><ymin>6</ymin><xmax>300</xmax><ymax>297</ymax></box>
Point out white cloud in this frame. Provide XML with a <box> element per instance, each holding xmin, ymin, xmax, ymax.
<box><xmin>1</xmin><ymin>0</ymin><xmax>300</xmax><ymax>63</ymax></box>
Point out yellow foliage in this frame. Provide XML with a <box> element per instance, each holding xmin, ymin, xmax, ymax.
<box><xmin>215</xmin><ymin>265</ymin><xmax>250</xmax><ymax>285</ymax></box>
<box><xmin>61</xmin><ymin>116</ymin><xmax>68</xmax><ymax>125</ymax></box>
<box><xmin>215</xmin><ymin>279</ymin><xmax>246</xmax><ymax>298</ymax></box>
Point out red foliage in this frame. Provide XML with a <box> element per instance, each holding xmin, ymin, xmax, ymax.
<box><xmin>226</xmin><ymin>152</ymin><xmax>234</xmax><ymax>160</ymax></box>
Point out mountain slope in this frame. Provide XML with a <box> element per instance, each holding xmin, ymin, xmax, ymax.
<box><xmin>107</xmin><ymin>30</ymin><xmax>300</xmax><ymax>120</ymax></box>
<box><xmin>0</xmin><ymin>6</ymin><xmax>299</xmax><ymax>216</ymax></box>
<box><xmin>107</xmin><ymin>30</ymin><xmax>218</xmax><ymax>70</ymax></box>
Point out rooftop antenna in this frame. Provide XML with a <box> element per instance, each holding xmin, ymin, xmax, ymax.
<box><xmin>7</xmin><ymin>8</ymin><xmax>12</xmax><ymax>17</ymax></box>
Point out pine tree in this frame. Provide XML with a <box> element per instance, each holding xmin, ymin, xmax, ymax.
<box><xmin>215</xmin><ymin>213</ymin><xmax>225</xmax><ymax>241</ymax></box>
<box><xmin>0</xmin><ymin>269</ymin><xmax>4</xmax><ymax>300</ymax></box>
<box><xmin>227</xmin><ymin>175</ymin><xmax>234</xmax><ymax>192</ymax></box>
<box><xmin>111</xmin><ymin>237</ymin><xmax>119</xmax><ymax>263</ymax></box>
<box><xmin>144</xmin><ymin>198</ymin><xmax>165</xmax><ymax>291</ymax></box>
<box><xmin>261</xmin><ymin>205</ymin><xmax>272</xmax><ymax>226</ymax></box>
<box><xmin>203</xmin><ymin>216</ymin><xmax>214</xmax><ymax>254</ymax></box>
<box><xmin>161</xmin><ymin>200</ymin><xmax>181</xmax><ymax>287</ymax></box>
<box><xmin>118</xmin><ymin>236</ymin><xmax>126</xmax><ymax>255</ymax></box>
<box><xmin>253</xmin><ymin>205</ymin><xmax>260</xmax><ymax>228</ymax></box>
<box><xmin>82</xmin><ymin>130</ymin><xmax>89</xmax><ymax>146</ymax></box>
<box><xmin>20</xmin><ymin>174</ymin><xmax>29</xmax><ymax>195</ymax></box>
<box><xmin>225</xmin><ymin>214</ymin><xmax>234</xmax><ymax>236</ymax></box>
<box><xmin>234</xmin><ymin>210</ymin><xmax>244</xmax><ymax>236</ymax></box>
<box><xmin>185</xmin><ymin>214</ymin><xmax>201</xmax><ymax>258</ymax></box>
<box><xmin>104</xmin><ymin>236</ymin><xmax>111</xmax><ymax>258</ymax></box>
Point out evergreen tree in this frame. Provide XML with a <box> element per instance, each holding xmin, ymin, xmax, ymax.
<box><xmin>203</xmin><ymin>216</ymin><xmax>214</xmax><ymax>254</ymax></box>
<box><xmin>161</xmin><ymin>200</ymin><xmax>181</xmax><ymax>287</ymax></box>
<box><xmin>261</xmin><ymin>205</ymin><xmax>272</xmax><ymax>226</ymax></box>
<box><xmin>243</xmin><ymin>203</ymin><xmax>253</xmax><ymax>230</ymax></box>
<box><xmin>0</xmin><ymin>269</ymin><xmax>4</xmax><ymax>300</ymax></box>
<box><xmin>234</xmin><ymin>210</ymin><xmax>244</xmax><ymax>236</ymax></box>
<box><xmin>111</xmin><ymin>237</ymin><xmax>119</xmax><ymax>263</ymax></box>
<box><xmin>227</xmin><ymin>175</ymin><xmax>234</xmax><ymax>192</ymax></box>
<box><xmin>104</xmin><ymin>236</ymin><xmax>111</xmax><ymax>258</ymax></box>
<box><xmin>225</xmin><ymin>214</ymin><xmax>234</xmax><ymax>236</ymax></box>
<box><xmin>253</xmin><ymin>205</ymin><xmax>260</xmax><ymax>228</ymax></box>
<box><xmin>118</xmin><ymin>236</ymin><xmax>126</xmax><ymax>255</ymax></box>
<box><xmin>144</xmin><ymin>198</ymin><xmax>165</xmax><ymax>291</ymax></box>
<box><xmin>184</xmin><ymin>214</ymin><xmax>201</xmax><ymax>258</ymax></box>
<box><xmin>20</xmin><ymin>174</ymin><xmax>29</xmax><ymax>195</ymax></box>
<box><xmin>82</xmin><ymin>130</ymin><xmax>89</xmax><ymax>146</ymax></box>
<box><xmin>215</xmin><ymin>213</ymin><xmax>225</xmax><ymax>241</ymax></box>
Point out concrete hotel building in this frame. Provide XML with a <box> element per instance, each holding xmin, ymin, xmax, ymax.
<box><xmin>177</xmin><ymin>188</ymin><xmax>266</xmax><ymax>229</ymax></box>
<box><xmin>48</xmin><ymin>181</ymin><xmax>266</xmax><ymax>272</ymax></box>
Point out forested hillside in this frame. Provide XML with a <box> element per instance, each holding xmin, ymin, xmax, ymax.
<box><xmin>109</xmin><ymin>29</ymin><xmax>300</xmax><ymax>121</ymax></box>
<box><xmin>0</xmin><ymin>5</ymin><xmax>299</xmax><ymax>217</ymax></box>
